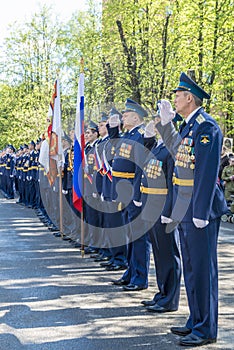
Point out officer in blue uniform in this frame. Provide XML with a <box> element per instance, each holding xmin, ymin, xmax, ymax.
<box><xmin>92</xmin><ymin>112</ymin><xmax>113</xmax><ymax>261</ymax></box>
<box><xmin>156</xmin><ymin>72</ymin><xmax>227</xmax><ymax>346</ymax></box>
<box><xmin>83</xmin><ymin>121</ymin><xmax>101</xmax><ymax>254</ymax></box>
<box><xmin>111</xmin><ymin>98</ymin><xmax>151</xmax><ymax>291</ymax></box>
<box><xmin>140</xmin><ymin>122</ymin><xmax>181</xmax><ymax>313</ymax></box>
<box><xmin>100</xmin><ymin>108</ymin><xmax>128</xmax><ymax>271</ymax></box>
<box><xmin>5</xmin><ymin>144</ymin><xmax>16</xmax><ymax>199</ymax></box>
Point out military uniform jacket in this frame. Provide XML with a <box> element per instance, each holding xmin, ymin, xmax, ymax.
<box><xmin>222</xmin><ymin>165</ymin><xmax>234</xmax><ymax>193</ymax></box>
<box><xmin>29</xmin><ymin>150</ymin><xmax>39</xmax><ymax>181</ymax></box>
<box><xmin>84</xmin><ymin>140</ymin><xmax>99</xmax><ymax>197</ymax></box>
<box><xmin>156</xmin><ymin>107</ymin><xmax>227</xmax><ymax>222</ymax></box>
<box><xmin>5</xmin><ymin>153</ymin><xmax>15</xmax><ymax>176</ymax></box>
<box><xmin>94</xmin><ymin>135</ymin><xmax>110</xmax><ymax>195</ymax></box>
<box><xmin>141</xmin><ymin>142</ymin><xmax>174</xmax><ymax>223</ymax></box>
<box><xmin>102</xmin><ymin>125</ymin><xmax>119</xmax><ymax>200</ymax></box>
<box><xmin>111</xmin><ymin>125</ymin><xmax>145</xmax><ymax>204</ymax></box>
<box><xmin>63</xmin><ymin>147</ymin><xmax>73</xmax><ymax>190</ymax></box>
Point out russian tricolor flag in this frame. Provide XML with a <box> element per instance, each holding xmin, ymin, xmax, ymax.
<box><xmin>72</xmin><ymin>69</ymin><xmax>85</xmax><ymax>212</ymax></box>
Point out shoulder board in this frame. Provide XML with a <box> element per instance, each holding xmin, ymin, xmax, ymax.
<box><xmin>196</xmin><ymin>114</ymin><xmax>206</xmax><ymax>124</ymax></box>
<box><xmin>138</xmin><ymin>128</ymin><xmax>145</xmax><ymax>135</ymax></box>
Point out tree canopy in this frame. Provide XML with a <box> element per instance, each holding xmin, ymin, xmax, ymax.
<box><xmin>0</xmin><ymin>0</ymin><xmax>233</xmax><ymax>149</ymax></box>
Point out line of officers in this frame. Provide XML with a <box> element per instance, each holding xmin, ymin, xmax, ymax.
<box><xmin>0</xmin><ymin>135</ymin><xmax>81</xmax><ymax>242</ymax></box>
<box><xmin>0</xmin><ymin>81</ymin><xmax>227</xmax><ymax>347</ymax></box>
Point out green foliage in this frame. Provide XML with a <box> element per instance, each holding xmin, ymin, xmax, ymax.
<box><xmin>0</xmin><ymin>0</ymin><xmax>233</xmax><ymax>150</ymax></box>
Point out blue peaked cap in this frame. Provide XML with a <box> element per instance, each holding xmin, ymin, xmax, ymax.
<box><xmin>88</xmin><ymin>120</ymin><xmax>99</xmax><ymax>133</ymax></box>
<box><xmin>100</xmin><ymin>112</ymin><xmax>108</xmax><ymax>122</ymax></box>
<box><xmin>173</xmin><ymin>72</ymin><xmax>210</xmax><ymax>100</ymax></box>
<box><xmin>109</xmin><ymin>107</ymin><xmax>122</xmax><ymax>118</ymax></box>
<box><xmin>122</xmin><ymin>98</ymin><xmax>148</xmax><ymax>118</ymax></box>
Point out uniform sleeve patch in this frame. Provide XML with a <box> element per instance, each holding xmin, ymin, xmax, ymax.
<box><xmin>199</xmin><ymin>134</ymin><xmax>211</xmax><ymax>145</ymax></box>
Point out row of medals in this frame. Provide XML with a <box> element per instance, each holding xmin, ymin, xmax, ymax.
<box><xmin>145</xmin><ymin>159</ymin><xmax>163</xmax><ymax>179</ymax></box>
<box><xmin>175</xmin><ymin>145</ymin><xmax>195</xmax><ymax>170</ymax></box>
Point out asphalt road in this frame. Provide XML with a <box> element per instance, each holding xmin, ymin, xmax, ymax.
<box><xmin>0</xmin><ymin>194</ymin><xmax>233</xmax><ymax>350</ymax></box>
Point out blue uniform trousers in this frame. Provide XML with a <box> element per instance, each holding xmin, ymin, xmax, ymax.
<box><xmin>178</xmin><ymin>218</ymin><xmax>220</xmax><ymax>339</ymax></box>
<box><xmin>148</xmin><ymin>222</ymin><xmax>181</xmax><ymax>310</ymax></box>
<box><xmin>121</xmin><ymin>201</ymin><xmax>150</xmax><ymax>287</ymax></box>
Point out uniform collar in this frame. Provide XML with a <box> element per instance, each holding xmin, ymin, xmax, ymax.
<box><xmin>185</xmin><ymin>107</ymin><xmax>202</xmax><ymax>124</ymax></box>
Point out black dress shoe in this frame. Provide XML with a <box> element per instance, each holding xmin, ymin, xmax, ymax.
<box><xmin>146</xmin><ymin>303</ymin><xmax>177</xmax><ymax>313</ymax></box>
<box><xmin>111</xmin><ymin>278</ymin><xmax>129</xmax><ymax>286</ymax></box>
<box><xmin>94</xmin><ymin>256</ymin><xmax>110</xmax><ymax>262</ymax></box>
<box><xmin>106</xmin><ymin>264</ymin><xmax>127</xmax><ymax>271</ymax></box>
<box><xmin>179</xmin><ymin>333</ymin><xmax>216</xmax><ymax>346</ymax></box>
<box><xmin>123</xmin><ymin>284</ymin><xmax>147</xmax><ymax>291</ymax></box>
<box><xmin>90</xmin><ymin>253</ymin><xmax>101</xmax><ymax>259</ymax></box>
<box><xmin>141</xmin><ymin>300</ymin><xmax>156</xmax><ymax>307</ymax></box>
<box><xmin>62</xmin><ymin>235</ymin><xmax>71</xmax><ymax>241</ymax></box>
<box><xmin>171</xmin><ymin>326</ymin><xmax>192</xmax><ymax>336</ymax></box>
<box><xmin>54</xmin><ymin>232</ymin><xmax>61</xmax><ymax>237</ymax></box>
<box><xmin>100</xmin><ymin>261</ymin><xmax>113</xmax><ymax>267</ymax></box>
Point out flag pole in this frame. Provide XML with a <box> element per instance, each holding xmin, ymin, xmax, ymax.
<box><xmin>80</xmin><ymin>58</ymin><xmax>85</xmax><ymax>258</ymax></box>
<box><xmin>57</xmin><ymin>71</ymin><xmax>64</xmax><ymax>239</ymax></box>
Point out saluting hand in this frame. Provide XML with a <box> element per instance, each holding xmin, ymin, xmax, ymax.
<box><xmin>159</xmin><ymin>99</ymin><xmax>175</xmax><ymax>125</ymax></box>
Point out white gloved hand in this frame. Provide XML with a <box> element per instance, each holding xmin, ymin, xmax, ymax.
<box><xmin>92</xmin><ymin>192</ymin><xmax>98</xmax><ymax>198</ymax></box>
<box><xmin>161</xmin><ymin>215</ymin><xmax>173</xmax><ymax>224</ymax></box>
<box><xmin>193</xmin><ymin>218</ymin><xmax>209</xmax><ymax>228</ymax></box>
<box><xmin>10</xmin><ymin>175</ymin><xmax>14</xmax><ymax>178</ymax></box>
<box><xmin>133</xmin><ymin>200</ymin><xmax>142</xmax><ymax>207</ymax></box>
<box><xmin>159</xmin><ymin>99</ymin><xmax>175</xmax><ymax>126</ymax></box>
<box><xmin>109</xmin><ymin>114</ymin><xmax>120</xmax><ymax>128</ymax></box>
<box><xmin>144</xmin><ymin>120</ymin><xmax>156</xmax><ymax>138</ymax></box>
<box><xmin>62</xmin><ymin>190</ymin><xmax>68</xmax><ymax>195</ymax></box>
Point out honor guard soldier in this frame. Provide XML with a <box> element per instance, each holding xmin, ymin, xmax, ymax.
<box><xmin>101</xmin><ymin>108</ymin><xmax>128</xmax><ymax>271</ymax></box>
<box><xmin>22</xmin><ymin>143</ymin><xmax>30</xmax><ymax>206</ymax></box>
<box><xmin>5</xmin><ymin>144</ymin><xmax>16</xmax><ymax>199</ymax></box>
<box><xmin>156</xmin><ymin>72</ymin><xmax>227</xmax><ymax>346</ymax></box>
<box><xmin>0</xmin><ymin>148</ymin><xmax>7</xmax><ymax>194</ymax></box>
<box><xmin>15</xmin><ymin>146</ymin><xmax>24</xmax><ymax>203</ymax></box>
<box><xmin>110</xmin><ymin>98</ymin><xmax>151</xmax><ymax>291</ymax></box>
<box><xmin>92</xmin><ymin>112</ymin><xmax>113</xmax><ymax>262</ymax></box>
<box><xmin>62</xmin><ymin>132</ymin><xmax>74</xmax><ymax>207</ymax></box>
<box><xmin>140</xmin><ymin>120</ymin><xmax>181</xmax><ymax>313</ymax></box>
<box><xmin>83</xmin><ymin>121</ymin><xmax>101</xmax><ymax>254</ymax></box>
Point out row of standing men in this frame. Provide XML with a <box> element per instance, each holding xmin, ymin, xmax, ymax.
<box><xmin>0</xmin><ymin>71</ymin><xmax>228</xmax><ymax>347</ymax></box>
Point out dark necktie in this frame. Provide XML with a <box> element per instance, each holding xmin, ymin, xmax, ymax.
<box><xmin>179</xmin><ymin>120</ymin><xmax>187</xmax><ymax>133</ymax></box>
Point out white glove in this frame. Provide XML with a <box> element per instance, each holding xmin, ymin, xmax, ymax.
<box><xmin>10</xmin><ymin>175</ymin><xmax>14</xmax><ymax>178</ymax></box>
<box><xmin>92</xmin><ymin>192</ymin><xmax>98</xmax><ymax>198</ymax></box>
<box><xmin>161</xmin><ymin>215</ymin><xmax>173</xmax><ymax>224</ymax></box>
<box><xmin>100</xmin><ymin>193</ymin><xmax>104</xmax><ymax>202</ymax></box>
<box><xmin>62</xmin><ymin>190</ymin><xmax>68</xmax><ymax>195</ymax></box>
<box><xmin>193</xmin><ymin>218</ymin><xmax>209</xmax><ymax>228</ymax></box>
<box><xmin>159</xmin><ymin>99</ymin><xmax>175</xmax><ymax>126</ymax></box>
<box><xmin>133</xmin><ymin>200</ymin><xmax>142</xmax><ymax>207</ymax></box>
<box><xmin>144</xmin><ymin>120</ymin><xmax>156</xmax><ymax>138</ymax></box>
<box><xmin>109</xmin><ymin>114</ymin><xmax>120</xmax><ymax>128</ymax></box>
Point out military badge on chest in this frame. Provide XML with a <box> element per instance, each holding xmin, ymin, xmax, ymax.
<box><xmin>119</xmin><ymin>142</ymin><xmax>132</xmax><ymax>158</ymax></box>
<box><xmin>175</xmin><ymin>137</ymin><xmax>195</xmax><ymax>170</ymax></box>
<box><xmin>145</xmin><ymin>159</ymin><xmax>163</xmax><ymax>179</ymax></box>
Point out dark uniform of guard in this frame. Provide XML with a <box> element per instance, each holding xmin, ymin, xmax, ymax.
<box><xmin>5</xmin><ymin>145</ymin><xmax>16</xmax><ymax>199</ymax></box>
<box><xmin>156</xmin><ymin>72</ymin><xmax>227</xmax><ymax>346</ymax></box>
<box><xmin>140</xmin><ymin>134</ymin><xmax>181</xmax><ymax>312</ymax></box>
<box><xmin>111</xmin><ymin>99</ymin><xmax>151</xmax><ymax>291</ymax></box>
<box><xmin>83</xmin><ymin>121</ymin><xmax>101</xmax><ymax>252</ymax></box>
<box><xmin>101</xmin><ymin>108</ymin><xmax>128</xmax><ymax>270</ymax></box>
